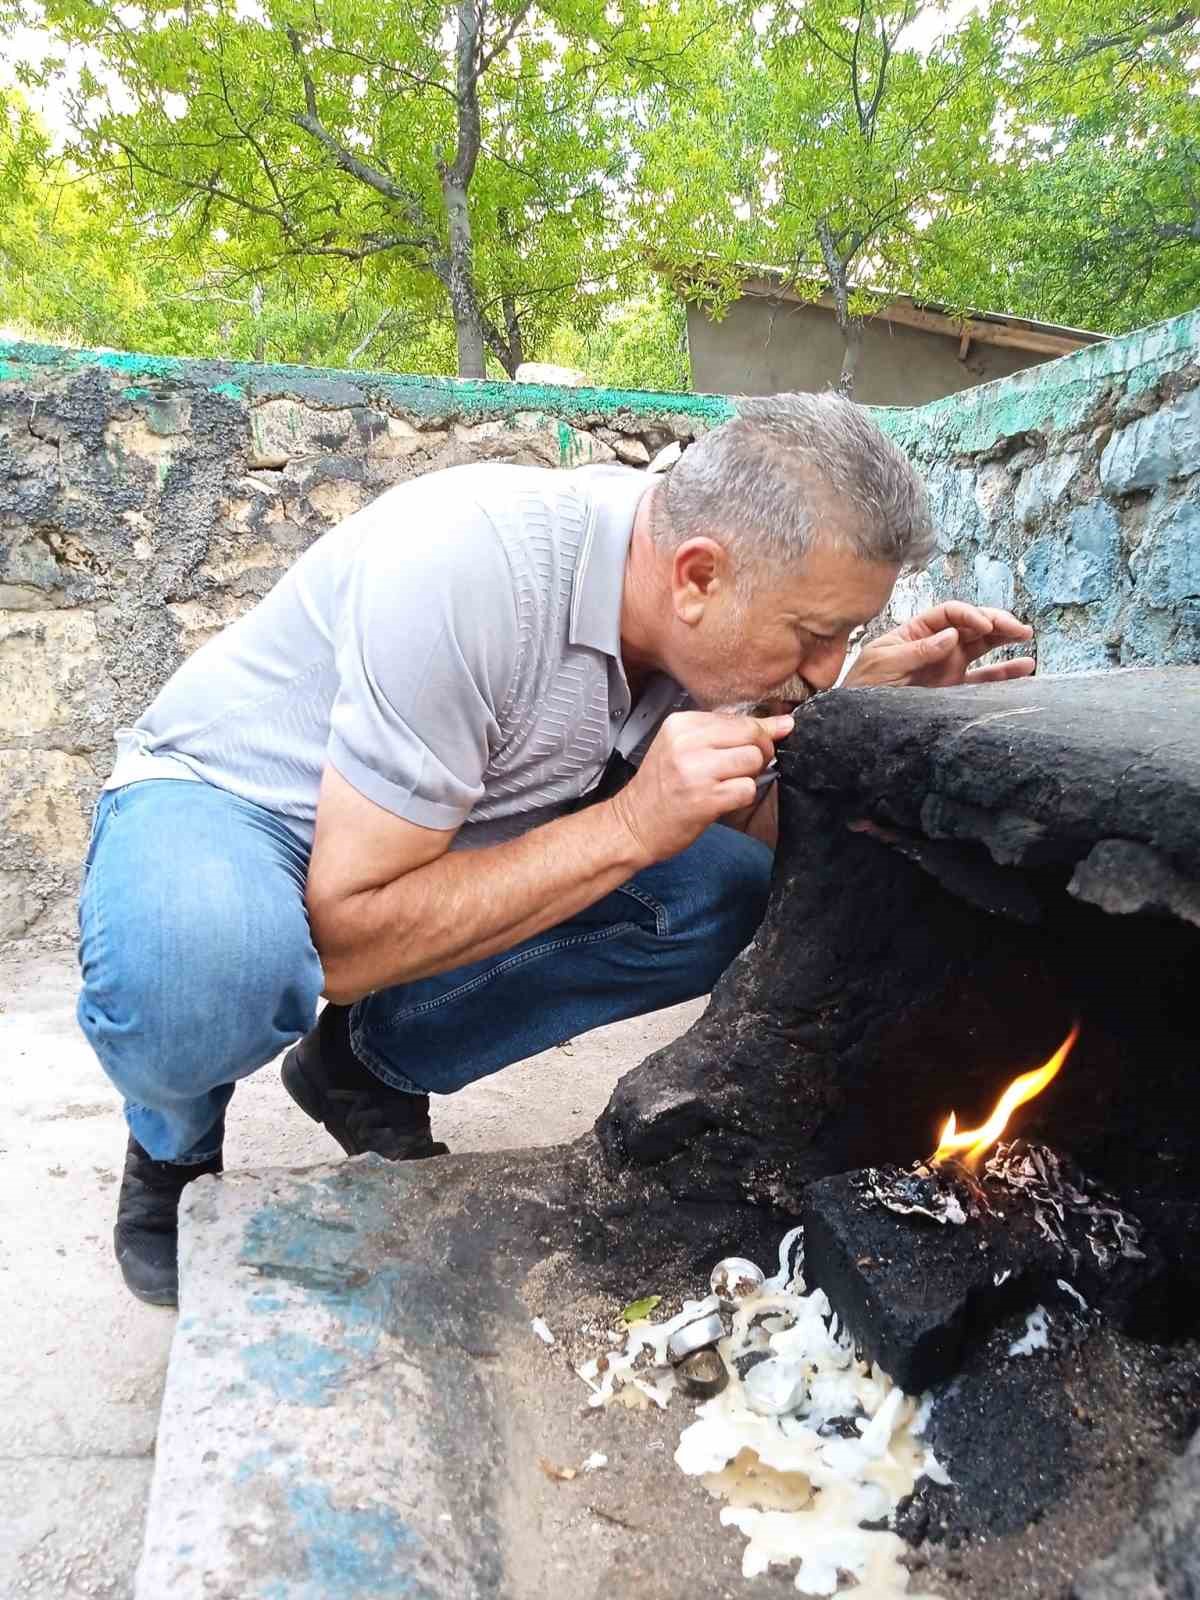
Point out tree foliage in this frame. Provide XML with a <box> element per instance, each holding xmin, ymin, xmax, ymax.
<box><xmin>3</xmin><ymin>0</ymin><xmax>1198</xmax><ymax>383</ymax></box>
<box><xmin>964</xmin><ymin>0</ymin><xmax>1200</xmax><ymax>332</ymax></box>
<box><xmin>541</xmin><ymin>278</ymin><xmax>690</xmax><ymax>389</ymax></box>
<box><xmin>635</xmin><ymin>0</ymin><xmax>1015</xmax><ymax>393</ymax></box>
<box><xmin>2</xmin><ymin>0</ymin><xmax>700</xmax><ymax>376</ymax></box>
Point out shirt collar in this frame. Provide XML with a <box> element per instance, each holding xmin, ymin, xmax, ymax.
<box><xmin>568</xmin><ymin>466</ymin><xmax>654</xmax><ymax>658</ymax></box>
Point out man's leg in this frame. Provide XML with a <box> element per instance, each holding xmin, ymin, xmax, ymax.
<box><xmin>77</xmin><ymin>779</ymin><xmax>324</xmax><ymax>1302</ymax></box>
<box><xmin>349</xmin><ymin>823</ymin><xmax>772</xmax><ymax>1096</ymax></box>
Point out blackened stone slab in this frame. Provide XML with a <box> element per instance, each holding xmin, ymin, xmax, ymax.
<box><xmin>597</xmin><ymin>672</ymin><xmax>1200</xmax><ymax>1321</ymax></box>
<box><xmin>803</xmin><ymin>1159</ymin><xmax>1167</xmax><ymax>1392</ymax></box>
<box><xmin>803</xmin><ymin>1169</ymin><xmax>1043</xmax><ymax>1391</ymax></box>
<box><xmin>782</xmin><ymin>669</ymin><xmax>1200</xmax><ymax>900</ymax></box>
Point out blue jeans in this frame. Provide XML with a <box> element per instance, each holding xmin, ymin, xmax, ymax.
<box><xmin>77</xmin><ymin>780</ymin><xmax>772</xmax><ymax>1164</ymax></box>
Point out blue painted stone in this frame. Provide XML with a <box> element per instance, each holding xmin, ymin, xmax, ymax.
<box><xmin>1100</xmin><ymin>387</ymin><xmax>1200</xmax><ymax>494</ymax></box>
<box><xmin>1120</xmin><ymin>606</ymin><xmax>1178</xmax><ymax>665</ymax></box>
<box><xmin>1166</xmin><ymin>598</ymin><xmax>1200</xmax><ymax>664</ymax></box>
<box><xmin>286</xmin><ymin>1481</ymin><xmax>424</xmax><ymax>1597</ymax></box>
<box><xmin>1037</xmin><ymin>627</ymin><xmax>1115</xmax><ymax>673</ymax></box>
<box><xmin>1014</xmin><ymin>452</ymin><xmax>1079</xmax><ymax>529</ymax></box>
<box><xmin>973</xmin><ymin>552</ymin><xmax>1016</xmax><ymax>611</ymax></box>
<box><xmin>927</xmin><ymin>466</ymin><xmax>982</xmax><ymax>552</ymax></box>
<box><xmin>1021</xmin><ymin>503</ymin><xmax>1121</xmax><ymax>606</ymax></box>
<box><xmin>1132</xmin><ymin>494</ymin><xmax>1200</xmax><ymax>609</ymax></box>
<box><xmin>241</xmin><ymin>1331</ymin><xmax>356</xmax><ymax>1407</ymax></box>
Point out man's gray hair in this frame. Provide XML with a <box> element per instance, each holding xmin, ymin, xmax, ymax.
<box><xmin>652</xmin><ymin>392</ymin><xmax>934</xmax><ymax>579</ymax></box>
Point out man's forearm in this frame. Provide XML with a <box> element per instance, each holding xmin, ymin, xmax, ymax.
<box><xmin>312</xmin><ymin>800</ymin><xmax>651</xmax><ymax>1003</ymax></box>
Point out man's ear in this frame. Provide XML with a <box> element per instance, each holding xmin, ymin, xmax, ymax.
<box><xmin>672</xmin><ymin>537</ymin><xmax>731</xmax><ymax>625</ymax></box>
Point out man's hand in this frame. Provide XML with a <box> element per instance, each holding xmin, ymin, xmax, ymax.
<box><xmin>611</xmin><ymin>710</ymin><xmax>794</xmax><ymax>863</ymax></box>
<box><xmin>843</xmin><ymin>602</ymin><xmax>1035</xmax><ymax>690</ymax></box>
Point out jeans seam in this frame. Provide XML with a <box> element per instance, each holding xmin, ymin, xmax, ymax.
<box><xmin>613</xmin><ymin>880</ymin><xmax>669</xmax><ymax>936</ymax></box>
<box><xmin>79</xmin><ymin>815</ymin><xmax>112</xmax><ymax>1002</ymax></box>
<box><xmin>348</xmin><ymin>1034</ymin><xmax>431</xmax><ymax>1096</ymax></box>
<box><xmin>371</xmin><ymin>920</ymin><xmax>645</xmax><ymax>1030</ymax></box>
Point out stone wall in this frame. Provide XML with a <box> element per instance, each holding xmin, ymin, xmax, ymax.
<box><xmin>2</xmin><ymin>312</ymin><xmax>1198</xmax><ymax>943</ymax></box>
<box><xmin>0</xmin><ymin>343</ymin><xmax>732</xmax><ymax>941</ymax></box>
<box><xmin>877</xmin><ymin>311</ymin><xmax>1200</xmax><ymax>671</ymax></box>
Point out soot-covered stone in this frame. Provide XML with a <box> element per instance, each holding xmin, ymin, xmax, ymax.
<box><xmin>803</xmin><ymin>1146</ymin><xmax>1166</xmax><ymax>1392</ymax></box>
<box><xmin>597</xmin><ymin>672</ymin><xmax>1200</xmax><ymax>1322</ymax></box>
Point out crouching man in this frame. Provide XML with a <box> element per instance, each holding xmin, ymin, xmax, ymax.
<box><xmin>76</xmin><ymin>393</ymin><xmax>1033</xmax><ymax>1304</ymax></box>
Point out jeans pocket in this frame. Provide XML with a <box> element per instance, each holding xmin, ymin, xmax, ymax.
<box><xmin>612</xmin><ymin>878</ymin><xmax>669</xmax><ymax>937</ymax></box>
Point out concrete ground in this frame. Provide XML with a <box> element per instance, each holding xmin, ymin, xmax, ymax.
<box><xmin>0</xmin><ymin>945</ymin><xmax>702</xmax><ymax>1600</ymax></box>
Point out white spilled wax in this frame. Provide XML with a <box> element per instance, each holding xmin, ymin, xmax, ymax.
<box><xmin>578</xmin><ymin>1232</ymin><xmax>949</xmax><ymax>1597</ymax></box>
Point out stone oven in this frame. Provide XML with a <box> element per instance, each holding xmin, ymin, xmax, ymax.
<box><xmin>597</xmin><ymin>666</ymin><xmax>1200</xmax><ymax>1589</ymax></box>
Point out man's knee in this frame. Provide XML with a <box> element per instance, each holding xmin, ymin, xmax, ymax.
<box><xmin>78</xmin><ymin>873</ymin><xmax>322</xmax><ymax>1108</ymax></box>
<box><xmin>663</xmin><ymin>825</ymin><xmax>773</xmax><ymax>988</ymax></box>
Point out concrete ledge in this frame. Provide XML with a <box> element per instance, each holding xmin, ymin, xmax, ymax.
<box><xmin>138</xmin><ymin>1151</ymin><xmax>752</xmax><ymax>1600</ymax></box>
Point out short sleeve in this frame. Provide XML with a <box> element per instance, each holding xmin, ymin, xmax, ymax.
<box><xmin>327</xmin><ymin>480</ymin><xmax>519</xmax><ymax>831</ymax></box>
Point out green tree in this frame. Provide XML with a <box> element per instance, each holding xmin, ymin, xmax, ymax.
<box><xmin>0</xmin><ymin>101</ymin><xmax>460</xmax><ymax>365</ymax></box>
<box><xmin>970</xmin><ymin>0</ymin><xmax>1200</xmax><ymax>331</ymax></box>
<box><xmin>6</xmin><ymin>0</ymin><xmax>698</xmax><ymax>377</ymax></box>
<box><xmin>636</xmin><ymin>0</ymin><xmax>1013</xmax><ymax>395</ymax></box>
<box><xmin>541</xmin><ymin>279</ymin><xmax>690</xmax><ymax>389</ymax></box>
<box><xmin>923</xmin><ymin>127</ymin><xmax>1200</xmax><ymax>333</ymax></box>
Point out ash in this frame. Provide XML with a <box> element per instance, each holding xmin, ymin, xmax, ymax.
<box><xmin>984</xmin><ymin>1140</ymin><xmax>1146</xmax><ymax>1271</ymax></box>
<box><xmin>860</xmin><ymin>1141</ymin><xmax>1146</xmax><ymax>1274</ymax></box>
<box><xmin>858</xmin><ymin>1164</ymin><xmax>969</xmax><ymax>1226</ymax></box>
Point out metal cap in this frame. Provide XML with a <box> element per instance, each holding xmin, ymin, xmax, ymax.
<box><xmin>710</xmin><ymin>1257</ymin><xmax>766</xmax><ymax>1309</ymax></box>
<box><xmin>666</xmin><ymin>1309</ymin><xmax>725</xmax><ymax>1365</ymax></box>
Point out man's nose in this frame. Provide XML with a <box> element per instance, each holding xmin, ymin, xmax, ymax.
<box><xmin>801</xmin><ymin>639</ymin><xmax>848</xmax><ymax>693</ymax></box>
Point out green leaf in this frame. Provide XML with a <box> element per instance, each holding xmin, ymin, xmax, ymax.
<box><xmin>620</xmin><ymin>1294</ymin><xmax>662</xmax><ymax>1323</ymax></box>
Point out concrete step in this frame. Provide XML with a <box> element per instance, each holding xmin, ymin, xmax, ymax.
<box><xmin>135</xmin><ymin>1150</ymin><xmax>746</xmax><ymax>1600</ymax></box>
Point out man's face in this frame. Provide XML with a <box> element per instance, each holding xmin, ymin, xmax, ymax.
<box><xmin>672</xmin><ymin>540</ymin><xmax>900</xmax><ymax>713</ymax></box>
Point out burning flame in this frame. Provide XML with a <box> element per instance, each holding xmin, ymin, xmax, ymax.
<box><xmin>931</xmin><ymin>1022</ymin><xmax>1081</xmax><ymax>1168</ymax></box>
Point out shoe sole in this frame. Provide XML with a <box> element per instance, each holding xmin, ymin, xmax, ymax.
<box><xmin>124</xmin><ymin>1278</ymin><xmax>178</xmax><ymax>1308</ymax></box>
<box><xmin>113</xmin><ymin>1238</ymin><xmax>179</xmax><ymax>1308</ymax></box>
<box><xmin>280</xmin><ymin>1046</ymin><xmax>357</xmax><ymax>1157</ymax></box>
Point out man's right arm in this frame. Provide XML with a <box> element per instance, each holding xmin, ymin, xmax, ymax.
<box><xmin>306</xmin><ymin>710</ymin><xmax>793</xmax><ymax>1003</ymax></box>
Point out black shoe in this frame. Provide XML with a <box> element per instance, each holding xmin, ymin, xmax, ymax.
<box><xmin>113</xmin><ymin>1136</ymin><xmax>222</xmax><ymax>1307</ymax></box>
<box><xmin>281</xmin><ymin>1004</ymin><xmax>449</xmax><ymax>1162</ymax></box>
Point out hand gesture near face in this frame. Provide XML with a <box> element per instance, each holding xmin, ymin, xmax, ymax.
<box><xmin>843</xmin><ymin>603</ymin><xmax>1035</xmax><ymax>690</ymax></box>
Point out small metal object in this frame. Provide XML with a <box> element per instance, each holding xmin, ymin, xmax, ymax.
<box><xmin>710</xmin><ymin>1256</ymin><xmax>766</xmax><ymax>1309</ymax></box>
<box><xmin>677</xmin><ymin>1347</ymin><xmax>728</xmax><ymax>1398</ymax></box>
<box><xmin>666</xmin><ymin>1309</ymin><xmax>725</xmax><ymax>1365</ymax></box>
<box><xmin>742</xmin><ymin>1357</ymin><xmax>808</xmax><ymax>1417</ymax></box>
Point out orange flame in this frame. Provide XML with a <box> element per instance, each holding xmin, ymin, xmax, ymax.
<box><xmin>931</xmin><ymin>1022</ymin><xmax>1080</xmax><ymax>1168</ymax></box>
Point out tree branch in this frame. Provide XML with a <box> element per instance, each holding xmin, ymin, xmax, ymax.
<box><xmin>479</xmin><ymin>0</ymin><xmax>535</xmax><ymax>73</ymax></box>
<box><xmin>347</xmin><ymin>307</ymin><xmax>394</xmax><ymax>363</ymax></box>
<box><xmin>1072</xmin><ymin>4</ymin><xmax>1196</xmax><ymax>61</ymax></box>
<box><xmin>850</xmin><ymin>0</ymin><xmax>867</xmax><ymax>133</ymax></box>
<box><xmin>862</xmin><ymin>4</ymin><xmax>895</xmax><ymax>138</ymax></box>
<box><xmin>323</xmin><ymin>42</ymin><xmax>460</xmax><ymax>105</ymax></box>
<box><xmin>285</xmin><ymin>26</ymin><xmax>435</xmax><ymax>241</ymax></box>
<box><xmin>445</xmin><ymin>0</ymin><xmax>483</xmax><ymax>190</ymax></box>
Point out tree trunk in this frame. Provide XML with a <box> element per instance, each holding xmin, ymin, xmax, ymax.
<box><xmin>837</xmin><ymin>320</ymin><xmax>864</xmax><ymax>396</ymax></box>
<box><xmin>441</xmin><ymin>0</ymin><xmax>488</xmax><ymax>380</ymax></box>
<box><xmin>441</xmin><ymin>174</ymin><xmax>487</xmax><ymax>379</ymax></box>
<box><xmin>816</xmin><ymin>219</ymin><xmax>862</xmax><ymax>399</ymax></box>
<box><xmin>502</xmin><ymin>292</ymin><xmax>523</xmax><ymax>374</ymax></box>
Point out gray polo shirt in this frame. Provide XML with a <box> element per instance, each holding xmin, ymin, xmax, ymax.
<box><xmin>106</xmin><ymin>462</ymin><xmax>689</xmax><ymax>850</ymax></box>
